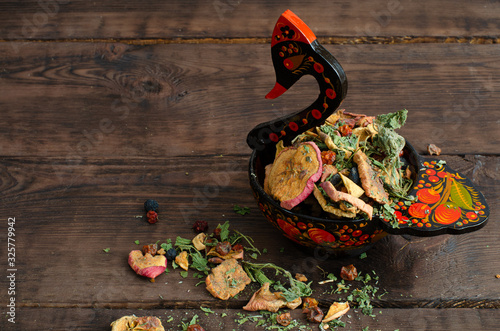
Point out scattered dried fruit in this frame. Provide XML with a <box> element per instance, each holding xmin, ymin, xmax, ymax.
<box><xmin>340</xmin><ymin>264</ymin><xmax>358</xmax><ymax>281</ymax></box>
<box><xmin>243</xmin><ymin>282</ymin><xmax>302</xmax><ymax>312</ymax></box>
<box><xmin>192</xmin><ymin>233</ymin><xmax>206</xmax><ymax>251</ymax></box>
<box><xmin>192</xmin><ymin>220</ymin><xmax>209</xmax><ymax>233</ymax></box>
<box><xmin>186</xmin><ymin>324</ymin><xmax>205</xmax><ymax>331</ymax></box>
<box><xmin>146</xmin><ymin>210</ymin><xmax>159</xmax><ymax>224</ymax></box>
<box><xmin>322</xmin><ymin>302</ymin><xmax>350</xmax><ymax>322</ymax></box>
<box><xmin>128</xmin><ymin>250</ymin><xmax>167</xmax><ymax>281</ymax></box>
<box><xmin>142</xmin><ymin>244</ymin><xmax>157</xmax><ymax>256</ymax></box>
<box><xmin>164</xmin><ymin>248</ymin><xmax>177</xmax><ymax>261</ymax></box>
<box><xmin>302</xmin><ymin>297</ymin><xmax>319</xmax><ymax>309</ymax></box>
<box><xmin>427</xmin><ymin>143</ymin><xmax>442</xmax><ymax>156</ymax></box>
<box><xmin>144</xmin><ymin>199</ymin><xmax>159</xmax><ymax>213</ymax></box>
<box><xmin>276</xmin><ymin>312</ymin><xmax>292</xmax><ymax>326</ymax></box>
<box><xmin>206</xmin><ymin>258</ymin><xmax>251</xmax><ymax>300</ymax></box>
<box><xmin>110</xmin><ymin>315</ymin><xmax>164</xmax><ymax>331</ymax></box>
<box><xmin>215</xmin><ymin>241</ymin><xmax>232</xmax><ymax>256</ymax></box>
<box><xmin>496</xmin><ymin>274</ymin><xmax>500</xmax><ymax>279</ymax></box>
<box><xmin>295</xmin><ymin>273</ymin><xmax>308</xmax><ymax>282</ymax></box>
<box><xmin>303</xmin><ymin>305</ymin><xmax>324</xmax><ymax>323</ymax></box>
<box><xmin>175</xmin><ymin>251</ymin><xmax>189</xmax><ymax>271</ymax></box>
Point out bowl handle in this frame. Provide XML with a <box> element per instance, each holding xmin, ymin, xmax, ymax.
<box><xmin>378</xmin><ymin>156</ymin><xmax>490</xmax><ymax>236</ymax></box>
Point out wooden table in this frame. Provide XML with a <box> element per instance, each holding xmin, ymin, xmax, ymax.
<box><xmin>0</xmin><ymin>1</ymin><xmax>499</xmax><ymax>330</ymax></box>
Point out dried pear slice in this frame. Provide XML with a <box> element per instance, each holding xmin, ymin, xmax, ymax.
<box><xmin>339</xmin><ymin>173</ymin><xmax>365</xmax><ymax>198</ymax></box>
<box><xmin>322</xmin><ymin>302</ymin><xmax>350</xmax><ymax>323</ymax></box>
<box><xmin>265</xmin><ymin>142</ymin><xmax>323</xmax><ymax>210</ymax></box>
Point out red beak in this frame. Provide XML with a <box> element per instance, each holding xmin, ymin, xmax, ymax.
<box><xmin>265</xmin><ymin>82</ymin><xmax>288</xmax><ymax>99</ymax></box>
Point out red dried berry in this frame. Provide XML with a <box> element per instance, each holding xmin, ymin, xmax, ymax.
<box><xmin>146</xmin><ymin>210</ymin><xmax>158</xmax><ymax>224</ymax></box>
<box><xmin>187</xmin><ymin>325</ymin><xmax>205</xmax><ymax>331</ymax></box>
<box><xmin>192</xmin><ymin>220</ymin><xmax>209</xmax><ymax>233</ymax></box>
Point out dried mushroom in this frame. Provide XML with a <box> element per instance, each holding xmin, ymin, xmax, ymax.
<box><xmin>128</xmin><ymin>250</ymin><xmax>166</xmax><ymax>281</ymax></box>
<box><xmin>265</xmin><ymin>142</ymin><xmax>323</xmax><ymax>210</ymax></box>
<box><xmin>205</xmin><ymin>258</ymin><xmax>251</xmax><ymax>300</ymax></box>
<box><xmin>175</xmin><ymin>251</ymin><xmax>189</xmax><ymax>271</ymax></box>
<box><xmin>110</xmin><ymin>315</ymin><xmax>164</xmax><ymax>331</ymax></box>
<box><xmin>243</xmin><ymin>282</ymin><xmax>302</xmax><ymax>313</ymax></box>
<box><xmin>322</xmin><ymin>302</ymin><xmax>350</xmax><ymax>323</ymax></box>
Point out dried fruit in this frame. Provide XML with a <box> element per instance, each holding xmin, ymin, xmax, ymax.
<box><xmin>142</xmin><ymin>244</ymin><xmax>157</xmax><ymax>256</ymax></box>
<box><xmin>303</xmin><ymin>305</ymin><xmax>324</xmax><ymax>323</ymax></box>
<box><xmin>215</xmin><ymin>241</ymin><xmax>232</xmax><ymax>256</ymax></box>
<box><xmin>128</xmin><ymin>250</ymin><xmax>167</xmax><ymax>281</ymax></box>
<box><xmin>186</xmin><ymin>324</ymin><xmax>205</xmax><ymax>331</ymax></box>
<box><xmin>276</xmin><ymin>312</ymin><xmax>292</xmax><ymax>326</ymax></box>
<box><xmin>427</xmin><ymin>143</ymin><xmax>442</xmax><ymax>156</ymax></box>
<box><xmin>175</xmin><ymin>251</ymin><xmax>189</xmax><ymax>271</ymax></box>
<box><xmin>243</xmin><ymin>282</ymin><xmax>302</xmax><ymax>312</ymax></box>
<box><xmin>144</xmin><ymin>199</ymin><xmax>159</xmax><ymax>213</ymax></box>
<box><xmin>192</xmin><ymin>220</ymin><xmax>209</xmax><ymax>233</ymax></box>
<box><xmin>146</xmin><ymin>210</ymin><xmax>159</xmax><ymax>224</ymax></box>
<box><xmin>295</xmin><ymin>273</ymin><xmax>308</xmax><ymax>282</ymax></box>
<box><xmin>265</xmin><ymin>142</ymin><xmax>323</xmax><ymax>210</ymax></box>
<box><xmin>206</xmin><ymin>258</ymin><xmax>251</xmax><ymax>300</ymax></box>
<box><xmin>110</xmin><ymin>315</ymin><xmax>164</xmax><ymax>331</ymax></box>
<box><xmin>322</xmin><ymin>302</ymin><xmax>350</xmax><ymax>322</ymax></box>
<box><xmin>192</xmin><ymin>233</ymin><xmax>207</xmax><ymax>251</ymax></box>
<box><xmin>340</xmin><ymin>264</ymin><xmax>358</xmax><ymax>281</ymax></box>
<box><xmin>164</xmin><ymin>248</ymin><xmax>177</xmax><ymax>261</ymax></box>
<box><xmin>302</xmin><ymin>297</ymin><xmax>319</xmax><ymax>309</ymax></box>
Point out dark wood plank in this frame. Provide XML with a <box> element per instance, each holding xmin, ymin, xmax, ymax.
<box><xmin>2</xmin><ymin>307</ymin><xmax>500</xmax><ymax>330</ymax></box>
<box><xmin>0</xmin><ymin>42</ymin><xmax>498</xmax><ymax>157</ymax></box>
<box><xmin>0</xmin><ymin>155</ymin><xmax>498</xmax><ymax>310</ymax></box>
<box><xmin>1</xmin><ymin>0</ymin><xmax>499</xmax><ymax>40</ymax></box>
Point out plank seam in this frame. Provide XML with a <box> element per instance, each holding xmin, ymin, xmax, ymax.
<box><xmin>0</xmin><ymin>36</ymin><xmax>498</xmax><ymax>45</ymax></box>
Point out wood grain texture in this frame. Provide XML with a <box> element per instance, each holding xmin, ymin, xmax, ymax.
<box><xmin>0</xmin><ymin>155</ymin><xmax>498</xmax><ymax>312</ymax></box>
<box><xmin>0</xmin><ymin>42</ymin><xmax>498</xmax><ymax>158</ymax></box>
<box><xmin>2</xmin><ymin>307</ymin><xmax>500</xmax><ymax>330</ymax></box>
<box><xmin>1</xmin><ymin>0</ymin><xmax>499</xmax><ymax>40</ymax></box>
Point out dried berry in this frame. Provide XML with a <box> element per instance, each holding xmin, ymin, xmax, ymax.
<box><xmin>147</xmin><ymin>210</ymin><xmax>159</xmax><ymax>224</ymax></box>
<box><xmin>192</xmin><ymin>220</ymin><xmax>209</xmax><ymax>233</ymax></box>
<box><xmin>215</xmin><ymin>241</ymin><xmax>232</xmax><ymax>256</ymax></box>
<box><xmin>164</xmin><ymin>248</ymin><xmax>177</xmax><ymax>261</ymax></box>
<box><xmin>144</xmin><ymin>199</ymin><xmax>159</xmax><ymax>212</ymax></box>
<box><xmin>213</xmin><ymin>227</ymin><xmax>222</xmax><ymax>240</ymax></box>
<box><xmin>340</xmin><ymin>264</ymin><xmax>358</xmax><ymax>281</ymax></box>
<box><xmin>142</xmin><ymin>244</ymin><xmax>157</xmax><ymax>256</ymax></box>
<box><xmin>304</xmin><ymin>305</ymin><xmax>324</xmax><ymax>323</ymax></box>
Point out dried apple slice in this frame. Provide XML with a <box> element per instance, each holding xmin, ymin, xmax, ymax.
<box><xmin>110</xmin><ymin>315</ymin><xmax>165</xmax><ymax>331</ymax></box>
<box><xmin>265</xmin><ymin>142</ymin><xmax>323</xmax><ymax>210</ymax></box>
<box><xmin>243</xmin><ymin>282</ymin><xmax>302</xmax><ymax>312</ymax></box>
<box><xmin>128</xmin><ymin>250</ymin><xmax>167</xmax><ymax>281</ymax></box>
<box><xmin>205</xmin><ymin>259</ymin><xmax>251</xmax><ymax>300</ymax></box>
